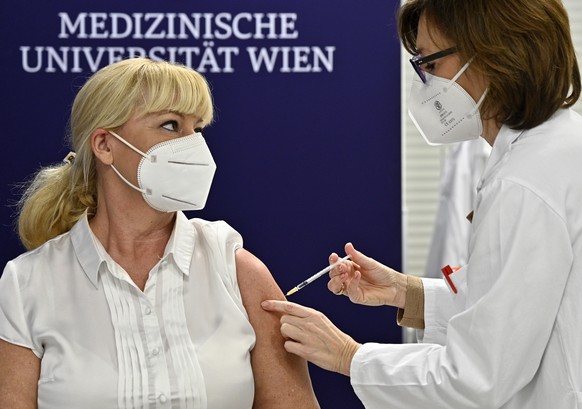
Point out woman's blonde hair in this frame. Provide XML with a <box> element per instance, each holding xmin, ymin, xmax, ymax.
<box><xmin>18</xmin><ymin>58</ymin><xmax>214</xmax><ymax>250</ymax></box>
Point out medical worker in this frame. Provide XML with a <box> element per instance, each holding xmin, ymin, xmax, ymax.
<box><xmin>262</xmin><ymin>0</ymin><xmax>582</xmax><ymax>407</ymax></box>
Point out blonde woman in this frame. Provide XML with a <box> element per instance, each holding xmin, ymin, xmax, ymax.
<box><xmin>0</xmin><ymin>58</ymin><xmax>319</xmax><ymax>409</ymax></box>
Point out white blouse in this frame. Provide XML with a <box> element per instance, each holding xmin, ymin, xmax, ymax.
<box><xmin>0</xmin><ymin>212</ymin><xmax>256</xmax><ymax>409</ymax></box>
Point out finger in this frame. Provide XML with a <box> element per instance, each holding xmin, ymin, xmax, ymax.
<box><xmin>345</xmin><ymin>270</ymin><xmax>362</xmax><ymax>299</ymax></box>
<box><xmin>335</xmin><ymin>259</ymin><xmax>354</xmax><ymax>275</ymax></box>
<box><xmin>261</xmin><ymin>300</ymin><xmax>312</xmax><ymax>318</ymax></box>
<box><xmin>328</xmin><ymin>252</ymin><xmax>339</xmax><ymax>265</ymax></box>
<box><xmin>283</xmin><ymin>339</ymin><xmax>308</xmax><ymax>360</ymax></box>
<box><xmin>329</xmin><ymin>253</ymin><xmax>339</xmax><ymax>277</ymax></box>
<box><xmin>327</xmin><ymin>275</ymin><xmax>345</xmax><ymax>294</ymax></box>
<box><xmin>330</xmin><ymin>258</ymin><xmax>356</xmax><ymax>279</ymax></box>
<box><xmin>345</xmin><ymin>242</ymin><xmax>369</xmax><ymax>268</ymax></box>
<box><xmin>281</xmin><ymin>313</ymin><xmax>312</xmax><ymax>328</ymax></box>
<box><xmin>329</xmin><ymin>267</ymin><xmax>342</xmax><ymax>279</ymax></box>
<box><xmin>280</xmin><ymin>321</ymin><xmax>305</xmax><ymax>341</ymax></box>
<box><xmin>345</xmin><ymin>242</ymin><xmax>358</xmax><ymax>260</ymax></box>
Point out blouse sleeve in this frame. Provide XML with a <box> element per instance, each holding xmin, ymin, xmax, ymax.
<box><xmin>199</xmin><ymin>220</ymin><xmax>246</xmax><ymax>314</ymax></box>
<box><xmin>0</xmin><ymin>261</ymin><xmax>37</xmax><ymax>354</ymax></box>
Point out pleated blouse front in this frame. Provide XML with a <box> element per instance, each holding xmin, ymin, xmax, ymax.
<box><xmin>0</xmin><ymin>212</ymin><xmax>256</xmax><ymax>409</ymax></box>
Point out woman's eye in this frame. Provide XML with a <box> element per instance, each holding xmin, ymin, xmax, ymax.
<box><xmin>424</xmin><ymin>62</ymin><xmax>436</xmax><ymax>72</ymax></box>
<box><xmin>161</xmin><ymin>120</ymin><xmax>179</xmax><ymax>132</ymax></box>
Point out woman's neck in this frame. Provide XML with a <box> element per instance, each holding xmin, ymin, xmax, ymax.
<box><xmin>88</xmin><ymin>191</ymin><xmax>176</xmax><ymax>291</ymax></box>
<box><xmin>481</xmin><ymin>117</ymin><xmax>502</xmax><ymax>146</ymax></box>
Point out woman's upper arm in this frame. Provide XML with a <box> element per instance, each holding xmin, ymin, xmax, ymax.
<box><xmin>0</xmin><ymin>338</ymin><xmax>39</xmax><ymax>409</ymax></box>
<box><xmin>235</xmin><ymin>248</ymin><xmax>320</xmax><ymax>409</ymax></box>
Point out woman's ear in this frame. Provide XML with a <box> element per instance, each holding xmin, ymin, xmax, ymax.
<box><xmin>90</xmin><ymin>128</ymin><xmax>114</xmax><ymax>166</ymax></box>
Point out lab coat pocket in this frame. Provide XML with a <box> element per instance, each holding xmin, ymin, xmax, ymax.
<box><xmin>442</xmin><ymin>265</ymin><xmax>468</xmax><ymax>311</ymax></box>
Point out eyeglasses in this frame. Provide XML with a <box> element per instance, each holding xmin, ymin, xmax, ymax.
<box><xmin>409</xmin><ymin>47</ymin><xmax>457</xmax><ymax>83</ymax></box>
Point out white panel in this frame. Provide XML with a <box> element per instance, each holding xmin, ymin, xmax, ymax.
<box><xmin>401</xmin><ymin>45</ymin><xmax>446</xmax><ymax>277</ymax></box>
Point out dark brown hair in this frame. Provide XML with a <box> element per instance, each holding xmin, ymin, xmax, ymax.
<box><xmin>399</xmin><ymin>0</ymin><xmax>581</xmax><ymax>130</ymax></box>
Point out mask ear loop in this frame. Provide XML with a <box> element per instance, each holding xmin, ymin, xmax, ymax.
<box><xmin>109</xmin><ymin>131</ymin><xmax>151</xmax><ymax>160</ymax></box>
<box><xmin>468</xmin><ymin>88</ymin><xmax>488</xmax><ymax>119</ymax></box>
<box><xmin>440</xmin><ymin>56</ymin><xmax>488</xmax><ymax>119</ymax></box>
<box><xmin>442</xmin><ymin>56</ymin><xmax>475</xmax><ymax>93</ymax></box>
<box><xmin>110</xmin><ymin>164</ymin><xmax>146</xmax><ymax>194</ymax></box>
<box><xmin>108</xmin><ymin>130</ymin><xmax>149</xmax><ymax>194</ymax></box>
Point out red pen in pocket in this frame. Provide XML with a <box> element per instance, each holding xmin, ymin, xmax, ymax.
<box><xmin>441</xmin><ymin>265</ymin><xmax>460</xmax><ymax>294</ymax></box>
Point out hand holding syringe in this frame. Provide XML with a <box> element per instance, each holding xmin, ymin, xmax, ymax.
<box><xmin>286</xmin><ymin>255</ymin><xmax>352</xmax><ymax>296</ymax></box>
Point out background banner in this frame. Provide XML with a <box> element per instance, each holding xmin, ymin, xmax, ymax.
<box><xmin>0</xmin><ymin>1</ymin><xmax>402</xmax><ymax>406</ymax></box>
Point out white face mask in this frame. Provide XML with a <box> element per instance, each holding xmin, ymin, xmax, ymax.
<box><xmin>408</xmin><ymin>58</ymin><xmax>487</xmax><ymax>145</ymax></box>
<box><xmin>109</xmin><ymin>131</ymin><xmax>216</xmax><ymax>212</ymax></box>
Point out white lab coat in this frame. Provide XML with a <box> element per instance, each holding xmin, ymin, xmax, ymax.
<box><xmin>425</xmin><ymin>139</ymin><xmax>491</xmax><ymax>277</ymax></box>
<box><xmin>351</xmin><ymin>108</ymin><xmax>582</xmax><ymax>408</ymax></box>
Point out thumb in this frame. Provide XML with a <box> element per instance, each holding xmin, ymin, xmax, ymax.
<box><xmin>345</xmin><ymin>242</ymin><xmax>372</xmax><ymax>268</ymax></box>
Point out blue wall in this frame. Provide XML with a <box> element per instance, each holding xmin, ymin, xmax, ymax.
<box><xmin>0</xmin><ymin>1</ymin><xmax>402</xmax><ymax>407</ymax></box>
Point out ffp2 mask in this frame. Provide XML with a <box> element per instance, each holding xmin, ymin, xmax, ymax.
<box><xmin>408</xmin><ymin>58</ymin><xmax>487</xmax><ymax>145</ymax></box>
<box><xmin>109</xmin><ymin>131</ymin><xmax>216</xmax><ymax>212</ymax></box>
